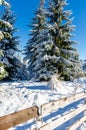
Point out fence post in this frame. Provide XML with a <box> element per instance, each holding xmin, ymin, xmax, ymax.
<box><xmin>31</xmin><ymin>93</ymin><xmax>44</xmax><ymax>130</ymax></box>
<box><xmin>33</xmin><ymin>105</ymin><xmax>44</xmax><ymax>130</ymax></box>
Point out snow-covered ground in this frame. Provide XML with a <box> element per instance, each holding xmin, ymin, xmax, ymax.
<box><xmin>0</xmin><ymin>78</ymin><xmax>86</xmax><ymax>130</ymax></box>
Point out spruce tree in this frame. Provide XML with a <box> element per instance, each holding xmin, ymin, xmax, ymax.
<box><xmin>25</xmin><ymin>0</ymin><xmax>83</xmax><ymax>81</ymax></box>
<box><xmin>0</xmin><ymin>0</ymin><xmax>11</xmax><ymax>80</ymax></box>
<box><xmin>46</xmin><ymin>0</ymin><xmax>82</xmax><ymax>80</ymax></box>
<box><xmin>0</xmin><ymin>5</ymin><xmax>22</xmax><ymax>80</ymax></box>
<box><xmin>25</xmin><ymin>0</ymin><xmax>49</xmax><ymax>81</ymax></box>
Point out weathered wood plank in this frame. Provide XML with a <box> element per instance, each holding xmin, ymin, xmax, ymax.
<box><xmin>0</xmin><ymin>106</ymin><xmax>39</xmax><ymax>130</ymax></box>
<box><xmin>42</xmin><ymin>92</ymin><xmax>86</xmax><ymax>116</ymax></box>
<box><xmin>67</xmin><ymin>116</ymin><xmax>86</xmax><ymax>130</ymax></box>
<box><xmin>40</xmin><ymin>105</ymin><xmax>86</xmax><ymax>130</ymax></box>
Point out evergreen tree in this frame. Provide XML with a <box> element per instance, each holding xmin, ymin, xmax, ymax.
<box><xmin>25</xmin><ymin>0</ymin><xmax>83</xmax><ymax>81</ymax></box>
<box><xmin>0</xmin><ymin>0</ymin><xmax>11</xmax><ymax>80</ymax></box>
<box><xmin>0</xmin><ymin>5</ymin><xmax>22</xmax><ymax>80</ymax></box>
<box><xmin>25</xmin><ymin>0</ymin><xmax>49</xmax><ymax>81</ymax></box>
<box><xmin>46</xmin><ymin>0</ymin><xmax>83</xmax><ymax>80</ymax></box>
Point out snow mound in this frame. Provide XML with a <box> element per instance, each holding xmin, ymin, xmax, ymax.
<box><xmin>47</xmin><ymin>75</ymin><xmax>62</xmax><ymax>91</ymax></box>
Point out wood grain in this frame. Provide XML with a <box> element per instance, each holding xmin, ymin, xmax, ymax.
<box><xmin>0</xmin><ymin>106</ymin><xmax>39</xmax><ymax>130</ymax></box>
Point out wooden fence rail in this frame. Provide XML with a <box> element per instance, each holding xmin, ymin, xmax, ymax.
<box><xmin>0</xmin><ymin>106</ymin><xmax>39</xmax><ymax>130</ymax></box>
<box><xmin>41</xmin><ymin>92</ymin><xmax>86</xmax><ymax>116</ymax></box>
<box><xmin>67</xmin><ymin>115</ymin><xmax>86</xmax><ymax>130</ymax></box>
<box><xmin>0</xmin><ymin>92</ymin><xmax>86</xmax><ymax>130</ymax></box>
<box><xmin>40</xmin><ymin>104</ymin><xmax>86</xmax><ymax>130</ymax></box>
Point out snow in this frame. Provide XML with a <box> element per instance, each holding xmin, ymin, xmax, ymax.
<box><xmin>0</xmin><ymin>0</ymin><xmax>10</xmax><ymax>7</ymax></box>
<box><xmin>0</xmin><ymin>66</ymin><xmax>4</xmax><ymax>72</ymax></box>
<box><xmin>0</xmin><ymin>31</ymin><xmax>4</xmax><ymax>41</ymax></box>
<box><xmin>0</xmin><ymin>78</ymin><xmax>86</xmax><ymax>129</ymax></box>
<box><xmin>0</xmin><ymin>0</ymin><xmax>3</xmax><ymax>5</ymax></box>
<box><xmin>0</xmin><ymin>20</ymin><xmax>12</xmax><ymax>28</ymax></box>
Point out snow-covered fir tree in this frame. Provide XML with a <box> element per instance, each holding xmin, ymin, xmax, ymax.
<box><xmin>24</xmin><ymin>0</ymin><xmax>50</xmax><ymax>81</ymax></box>
<box><xmin>45</xmin><ymin>0</ymin><xmax>83</xmax><ymax>80</ymax></box>
<box><xmin>0</xmin><ymin>5</ymin><xmax>23</xmax><ymax>80</ymax></box>
<box><xmin>25</xmin><ymin>0</ymin><xmax>84</xmax><ymax>81</ymax></box>
<box><xmin>0</xmin><ymin>0</ymin><xmax>11</xmax><ymax>80</ymax></box>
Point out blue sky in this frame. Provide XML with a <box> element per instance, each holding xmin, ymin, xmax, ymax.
<box><xmin>7</xmin><ymin>0</ymin><xmax>86</xmax><ymax>59</ymax></box>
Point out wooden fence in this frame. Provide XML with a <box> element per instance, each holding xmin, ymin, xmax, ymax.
<box><xmin>0</xmin><ymin>92</ymin><xmax>86</xmax><ymax>130</ymax></box>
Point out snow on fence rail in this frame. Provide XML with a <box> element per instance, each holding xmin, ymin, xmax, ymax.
<box><xmin>0</xmin><ymin>92</ymin><xmax>86</xmax><ymax>130</ymax></box>
<box><xmin>41</xmin><ymin>92</ymin><xmax>86</xmax><ymax>116</ymax></box>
